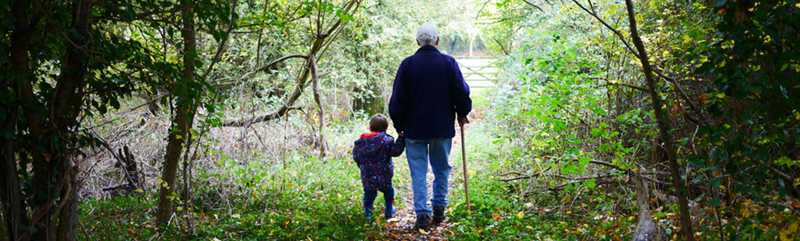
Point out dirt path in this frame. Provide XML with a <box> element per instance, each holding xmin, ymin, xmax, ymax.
<box><xmin>376</xmin><ymin>107</ymin><xmax>486</xmax><ymax>240</ymax></box>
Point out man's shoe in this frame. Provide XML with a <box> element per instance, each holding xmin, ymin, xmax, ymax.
<box><xmin>414</xmin><ymin>215</ymin><xmax>431</xmax><ymax>229</ymax></box>
<box><xmin>432</xmin><ymin>206</ymin><xmax>446</xmax><ymax>223</ymax></box>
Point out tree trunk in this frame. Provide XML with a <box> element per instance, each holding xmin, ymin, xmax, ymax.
<box><xmin>46</xmin><ymin>1</ymin><xmax>91</xmax><ymax>240</ymax></box>
<box><xmin>56</xmin><ymin>166</ymin><xmax>79</xmax><ymax>241</ymax></box>
<box><xmin>158</xmin><ymin>0</ymin><xmax>196</xmax><ymax>225</ymax></box>
<box><xmin>0</xmin><ymin>103</ymin><xmax>25</xmax><ymax>240</ymax></box>
<box><xmin>623</xmin><ymin>0</ymin><xmax>695</xmax><ymax>240</ymax></box>
<box><xmin>3</xmin><ymin>0</ymin><xmax>35</xmax><ymax>238</ymax></box>
<box><xmin>469</xmin><ymin>35</ymin><xmax>474</xmax><ymax>57</ymax></box>
<box><xmin>631</xmin><ymin>173</ymin><xmax>666</xmax><ymax>241</ymax></box>
<box><xmin>310</xmin><ymin>55</ymin><xmax>326</xmax><ymax>159</ymax></box>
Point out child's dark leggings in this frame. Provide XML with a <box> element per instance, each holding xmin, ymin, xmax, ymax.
<box><xmin>363</xmin><ymin>185</ymin><xmax>394</xmax><ymax>208</ymax></box>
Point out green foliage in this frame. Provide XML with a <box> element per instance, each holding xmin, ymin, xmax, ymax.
<box><xmin>480</xmin><ymin>0</ymin><xmax>800</xmax><ymax>239</ymax></box>
<box><xmin>81</xmin><ymin>153</ymin><xmax>380</xmax><ymax>240</ymax></box>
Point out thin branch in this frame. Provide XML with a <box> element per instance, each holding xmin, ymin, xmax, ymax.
<box><xmin>599</xmin><ymin>83</ymin><xmax>649</xmax><ymax>92</ymax></box>
<box><xmin>569</xmin><ymin>0</ymin><xmax>640</xmax><ymax>59</ymax></box>
<box><xmin>499</xmin><ymin>171</ymin><xmax>525</xmax><ymax>176</ymax></box>
<box><xmin>492</xmin><ymin>38</ymin><xmax>509</xmax><ymax>55</ymax></box>
<box><xmin>652</xmin><ymin>68</ymin><xmax>708</xmax><ymax>124</ymax></box>
<box><xmin>90</xmin><ymin>131</ymin><xmax>145</xmax><ymax>193</ymax></box>
<box><xmin>500</xmin><ymin>174</ymin><xmax>540</xmax><ymax>182</ymax></box>
<box><xmin>203</xmin><ymin>0</ymin><xmax>239</xmax><ymax>79</ymax></box>
<box><xmin>521</xmin><ymin>0</ymin><xmax>545</xmax><ymax>12</ymax></box>
<box><xmin>554</xmin><ymin>103</ymin><xmax>589</xmax><ymax>126</ymax></box>
<box><xmin>310</xmin><ymin>54</ymin><xmax>326</xmax><ymax>159</ymax></box>
<box><xmin>752</xmin><ymin>159</ymin><xmax>799</xmax><ymax>198</ymax></box>
<box><xmin>221</xmin><ymin>0</ymin><xmax>361</xmax><ymax>128</ymax></box>
<box><xmin>236</xmin><ymin>54</ymin><xmax>309</xmax><ymax>81</ymax></box>
<box><xmin>316</xmin><ymin>0</ymin><xmax>359</xmax><ymax>59</ymax></box>
<box><xmin>80</xmin><ymin>0</ymin><xmax>181</xmax><ymax>19</ymax></box>
<box><xmin>220</xmin><ymin>106</ymin><xmax>302</xmax><ymax>127</ymax></box>
<box><xmin>500</xmin><ymin>167</ymin><xmax>552</xmax><ymax>182</ymax></box>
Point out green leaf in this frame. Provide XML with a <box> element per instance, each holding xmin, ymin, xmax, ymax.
<box><xmin>124</xmin><ymin>7</ymin><xmax>136</xmax><ymax>21</ymax></box>
<box><xmin>694</xmin><ymin>194</ymin><xmax>706</xmax><ymax>202</ymax></box>
<box><xmin>583</xmin><ymin>179</ymin><xmax>596</xmax><ymax>189</ymax></box>
<box><xmin>592</xmin><ymin>108</ymin><xmax>607</xmax><ymax>116</ymax></box>
<box><xmin>578</xmin><ymin>157</ymin><xmax>591</xmax><ymax>168</ymax></box>
<box><xmin>709</xmin><ymin>177</ymin><xmax>721</xmax><ymax>188</ymax></box>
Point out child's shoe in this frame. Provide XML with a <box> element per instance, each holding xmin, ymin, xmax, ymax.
<box><xmin>385</xmin><ymin>204</ymin><xmax>397</xmax><ymax>219</ymax></box>
<box><xmin>365</xmin><ymin>205</ymin><xmax>374</xmax><ymax>220</ymax></box>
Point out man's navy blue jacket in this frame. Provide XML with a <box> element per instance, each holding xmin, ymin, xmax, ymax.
<box><xmin>389</xmin><ymin>45</ymin><xmax>472</xmax><ymax>140</ymax></box>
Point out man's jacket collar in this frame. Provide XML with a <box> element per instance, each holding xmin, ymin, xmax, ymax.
<box><xmin>415</xmin><ymin>45</ymin><xmax>439</xmax><ymax>53</ymax></box>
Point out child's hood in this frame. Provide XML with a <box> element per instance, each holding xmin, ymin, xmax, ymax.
<box><xmin>354</xmin><ymin>133</ymin><xmax>391</xmax><ymax>157</ymax></box>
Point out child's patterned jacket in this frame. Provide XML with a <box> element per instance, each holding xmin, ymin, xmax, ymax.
<box><xmin>352</xmin><ymin>132</ymin><xmax>405</xmax><ymax>190</ymax></box>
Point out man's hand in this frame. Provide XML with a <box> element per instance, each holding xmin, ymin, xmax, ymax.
<box><xmin>458</xmin><ymin>116</ymin><xmax>470</xmax><ymax>127</ymax></box>
<box><xmin>398</xmin><ymin>132</ymin><xmax>404</xmax><ymax>137</ymax></box>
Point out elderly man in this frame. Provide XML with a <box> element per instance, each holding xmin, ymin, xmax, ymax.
<box><xmin>388</xmin><ymin>24</ymin><xmax>472</xmax><ymax>229</ymax></box>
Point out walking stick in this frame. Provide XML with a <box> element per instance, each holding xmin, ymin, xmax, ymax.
<box><xmin>460</xmin><ymin>124</ymin><xmax>471</xmax><ymax>214</ymax></box>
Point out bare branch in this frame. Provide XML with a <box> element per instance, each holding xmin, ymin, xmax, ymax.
<box><xmin>220</xmin><ymin>0</ymin><xmax>362</xmax><ymax>128</ymax></box>
<box><xmin>521</xmin><ymin>0</ymin><xmax>545</xmax><ymax>12</ymax></box>
<box><xmin>569</xmin><ymin>0</ymin><xmax>639</xmax><ymax>59</ymax></box>
<box><xmin>752</xmin><ymin>159</ymin><xmax>799</xmax><ymax>198</ymax></box>
<box><xmin>310</xmin><ymin>54</ymin><xmax>326</xmax><ymax>158</ymax></box>
<box><xmin>80</xmin><ymin>0</ymin><xmax>181</xmax><ymax>19</ymax></box>
<box><xmin>203</xmin><ymin>0</ymin><xmax>239</xmax><ymax>79</ymax></box>
<box><xmin>220</xmin><ymin>106</ymin><xmax>302</xmax><ymax>127</ymax></box>
<box><xmin>500</xmin><ymin>167</ymin><xmax>551</xmax><ymax>182</ymax></box>
<box><xmin>598</xmin><ymin>83</ymin><xmax>649</xmax><ymax>92</ymax></box>
<box><xmin>652</xmin><ymin>68</ymin><xmax>707</xmax><ymax>124</ymax></box>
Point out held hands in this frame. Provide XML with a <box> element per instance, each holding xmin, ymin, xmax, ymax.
<box><xmin>458</xmin><ymin>116</ymin><xmax>470</xmax><ymax>127</ymax></box>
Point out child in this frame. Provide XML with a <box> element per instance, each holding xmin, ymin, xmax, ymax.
<box><xmin>352</xmin><ymin>114</ymin><xmax>405</xmax><ymax>220</ymax></box>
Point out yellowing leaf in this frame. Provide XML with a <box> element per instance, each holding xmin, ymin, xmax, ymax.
<box><xmin>419</xmin><ymin>229</ymin><xmax>429</xmax><ymax>234</ymax></box>
<box><xmin>517</xmin><ymin>211</ymin><xmax>525</xmax><ymax>219</ymax></box>
<box><xmin>780</xmin><ymin>223</ymin><xmax>798</xmax><ymax>241</ymax></box>
<box><xmin>719</xmin><ymin>185</ymin><xmax>726</xmax><ymax>190</ymax></box>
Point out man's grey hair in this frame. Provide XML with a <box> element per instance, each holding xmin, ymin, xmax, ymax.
<box><xmin>417</xmin><ymin>33</ymin><xmax>437</xmax><ymax>46</ymax></box>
